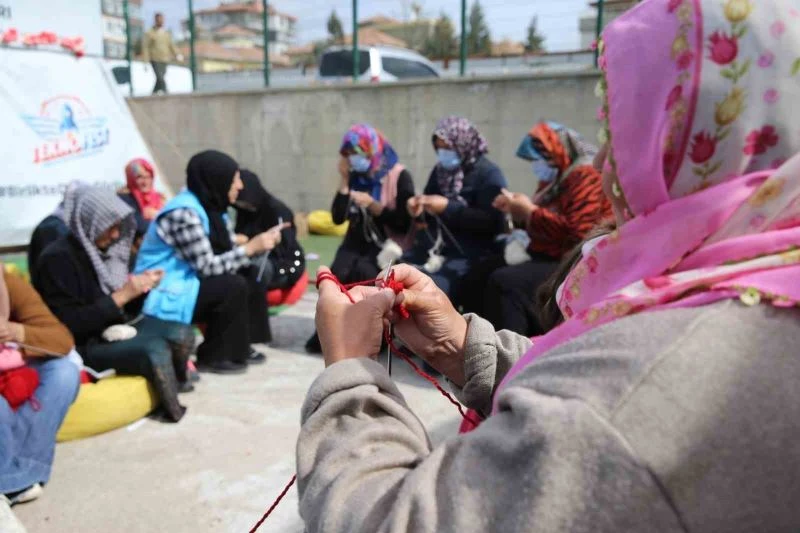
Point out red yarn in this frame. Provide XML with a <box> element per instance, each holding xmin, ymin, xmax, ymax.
<box><xmin>0</xmin><ymin>366</ymin><xmax>40</xmax><ymax>411</ymax></box>
<box><xmin>249</xmin><ymin>474</ymin><xmax>297</xmax><ymax>533</ymax></box>
<box><xmin>251</xmin><ymin>272</ymin><xmax>480</xmax><ymax>532</ymax></box>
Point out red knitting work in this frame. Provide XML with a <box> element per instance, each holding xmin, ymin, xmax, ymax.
<box><xmin>251</xmin><ymin>271</ymin><xmax>480</xmax><ymax>532</ymax></box>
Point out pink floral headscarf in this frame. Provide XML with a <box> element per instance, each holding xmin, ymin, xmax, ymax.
<box><xmin>495</xmin><ymin>0</ymin><xmax>800</xmax><ymax>411</ymax></box>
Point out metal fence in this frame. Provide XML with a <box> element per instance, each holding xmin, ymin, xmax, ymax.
<box><xmin>121</xmin><ymin>0</ymin><xmax>623</xmax><ymax>94</ymax></box>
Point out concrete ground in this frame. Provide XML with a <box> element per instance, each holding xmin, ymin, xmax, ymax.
<box><xmin>13</xmin><ymin>290</ymin><xmax>460</xmax><ymax>533</ymax></box>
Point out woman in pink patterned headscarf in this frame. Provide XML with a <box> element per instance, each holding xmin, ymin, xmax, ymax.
<box><xmin>297</xmin><ymin>1</ymin><xmax>800</xmax><ymax>531</ymax></box>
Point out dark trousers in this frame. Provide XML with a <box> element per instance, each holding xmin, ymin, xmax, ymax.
<box><xmin>83</xmin><ymin>316</ymin><xmax>194</xmax><ymax>422</ymax></box>
<box><xmin>151</xmin><ymin>61</ymin><xmax>167</xmax><ymax>94</ymax></box>
<box><xmin>192</xmin><ymin>269</ymin><xmax>272</xmax><ymax>366</ymax></box>
<box><xmin>482</xmin><ymin>257</ymin><xmax>559</xmax><ymax>337</ymax></box>
<box><xmin>401</xmin><ymin>247</ymin><xmax>473</xmax><ymax>305</ymax></box>
<box><xmin>330</xmin><ymin>241</ymin><xmax>381</xmax><ymax>284</ymax></box>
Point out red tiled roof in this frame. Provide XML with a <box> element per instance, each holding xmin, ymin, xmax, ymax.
<box><xmin>342</xmin><ymin>28</ymin><xmax>407</xmax><ymax>48</ymax></box>
<box><xmin>195</xmin><ymin>1</ymin><xmax>297</xmax><ymax>22</ymax></box>
<box><xmin>177</xmin><ymin>41</ymin><xmax>291</xmax><ymax>66</ymax></box>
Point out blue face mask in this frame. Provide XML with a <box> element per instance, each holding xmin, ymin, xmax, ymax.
<box><xmin>437</xmin><ymin>149</ymin><xmax>461</xmax><ymax>170</ymax></box>
<box><xmin>349</xmin><ymin>154</ymin><xmax>371</xmax><ymax>174</ymax></box>
<box><xmin>532</xmin><ymin>159</ymin><xmax>559</xmax><ymax>183</ymax></box>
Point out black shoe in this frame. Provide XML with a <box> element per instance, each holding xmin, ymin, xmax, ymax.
<box><xmin>305</xmin><ymin>332</ymin><xmax>322</xmax><ymax>354</ymax></box>
<box><xmin>247</xmin><ymin>349</ymin><xmax>267</xmax><ymax>365</ymax></box>
<box><xmin>178</xmin><ymin>381</ymin><xmax>195</xmax><ymax>393</ymax></box>
<box><xmin>196</xmin><ymin>360</ymin><xmax>248</xmax><ymax>375</ymax></box>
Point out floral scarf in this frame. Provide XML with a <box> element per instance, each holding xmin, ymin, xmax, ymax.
<box><xmin>432</xmin><ymin>116</ymin><xmax>488</xmax><ymax>205</ymax></box>
<box><xmin>495</xmin><ymin>0</ymin><xmax>800</xmax><ymax>411</ymax></box>
<box><xmin>340</xmin><ymin>124</ymin><xmax>400</xmax><ymax>203</ymax></box>
<box><xmin>124</xmin><ymin>158</ymin><xmax>164</xmax><ymax>220</ymax></box>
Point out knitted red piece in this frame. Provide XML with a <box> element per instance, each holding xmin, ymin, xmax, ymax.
<box><xmin>0</xmin><ymin>366</ymin><xmax>40</xmax><ymax>411</ymax></box>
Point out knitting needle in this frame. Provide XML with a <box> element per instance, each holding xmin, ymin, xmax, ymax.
<box><xmin>382</xmin><ymin>261</ymin><xmax>394</xmax><ymax>376</ymax></box>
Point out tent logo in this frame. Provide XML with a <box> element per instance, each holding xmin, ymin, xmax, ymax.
<box><xmin>22</xmin><ymin>95</ymin><xmax>110</xmax><ymax>165</ymax></box>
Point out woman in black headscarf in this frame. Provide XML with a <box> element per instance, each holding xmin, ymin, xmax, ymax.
<box><xmin>233</xmin><ymin>169</ymin><xmax>305</xmax><ymax>292</ymax></box>
<box><xmin>135</xmin><ymin>150</ymin><xmax>287</xmax><ymax>374</ymax></box>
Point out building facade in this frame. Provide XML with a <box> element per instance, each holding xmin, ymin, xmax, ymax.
<box><xmin>101</xmin><ymin>0</ymin><xmax>143</xmax><ymax>59</ymax></box>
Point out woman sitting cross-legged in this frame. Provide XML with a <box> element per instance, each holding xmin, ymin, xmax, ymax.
<box><xmin>34</xmin><ymin>186</ymin><xmax>193</xmax><ymax>422</ymax></box>
<box><xmin>135</xmin><ymin>150</ymin><xmax>288</xmax><ymax>374</ymax></box>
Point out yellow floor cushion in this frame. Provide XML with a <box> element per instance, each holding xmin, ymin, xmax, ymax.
<box><xmin>56</xmin><ymin>376</ymin><xmax>158</xmax><ymax>442</ymax></box>
<box><xmin>307</xmin><ymin>210</ymin><xmax>348</xmax><ymax>237</ymax></box>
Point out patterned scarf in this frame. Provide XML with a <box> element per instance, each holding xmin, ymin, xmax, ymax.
<box><xmin>496</xmin><ymin>0</ymin><xmax>800</xmax><ymax>410</ymax></box>
<box><xmin>517</xmin><ymin>121</ymin><xmax>598</xmax><ymax>204</ymax></box>
<box><xmin>64</xmin><ymin>186</ymin><xmax>135</xmax><ymax>294</ymax></box>
<box><xmin>125</xmin><ymin>158</ymin><xmax>164</xmax><ymax>220</ymax></box>
<box><xmin>340</xmin><ymin>124</ymin><xmax>400</xmax><ymax>203</ymax></box>
<box><xmin>433</xmin><ymin>116</ymin><xmax>488</xmax><ymax>205</ymax></box>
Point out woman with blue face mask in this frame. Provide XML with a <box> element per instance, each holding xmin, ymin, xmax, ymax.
<box><xmin>402</xmin><ymin>116</ymin><xmax>508</xmax><ymax>305</ymax></box>
<box><xmin>305</xmin><ymin>124</ymin><xmax>415</xmax><ymax>354</ymax></box>
<box><xmin>465</xmin><ymin>121</ymin><xmax>612</xmax><ymax>337</ymax></box>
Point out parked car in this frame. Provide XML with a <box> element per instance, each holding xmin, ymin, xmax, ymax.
<box><xmin>318</xmin><ymin>45</ymin><xmax>440</xmax><ymax>83</ymax></box>
<box><xmin>104</xmin><ymin>60</ymin><xmax>193</xmax><ymax>97</ymax></box>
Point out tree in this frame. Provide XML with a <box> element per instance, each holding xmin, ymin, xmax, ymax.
<box><xmin>525</xmin><ymin>16</ymin><xmax>545</xmax><ymax>53</ymax></box>
<box><xmin>424</xmin><ymin>13</ymin><xmax>458</xmax><ymax>60</ymax></box>
<box><xmin>466</xmin><ymin>0</ymin><xmax>492</xmax><ymax>56</ymax></box>
<box><xmin>327</xmin><ymin>10</ymin><xmax>344</xmax><ymax>44</ymax></box>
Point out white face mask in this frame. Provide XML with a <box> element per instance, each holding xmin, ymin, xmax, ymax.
<box><xmin>348</xmin><ymin>154</ymin><xmax>371</xmax><ymax>174</ymax></box>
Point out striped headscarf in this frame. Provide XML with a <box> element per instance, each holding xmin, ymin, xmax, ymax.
<box><xmin>517</xmin><ymin>121</ymin><xmax>598</xmax><ymax>204</ymax></box>
<box><xmin>63</xmin><ymin>186</ymin><xmax>135</xmax><ymax>294</ymax></box>
<box><xmin>433</xmin><ymin>116</ymin><xmax>488</xmax><ymax>205</ymax></box>
<box><xmin>340</xmin><ymin>124</ymin><xmax>400</xmax><ymax>201</ymax></box>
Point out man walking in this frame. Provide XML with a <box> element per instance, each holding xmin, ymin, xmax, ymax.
<box><xmin>142</xmin><ymin>13</ymin><xmax>181</xmax><ymax>95</ymax></box>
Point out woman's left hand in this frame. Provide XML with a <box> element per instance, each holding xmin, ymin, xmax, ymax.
<box><xmin>234</xmin><ymin>233</ymin><xmax>249</xmax><ymax>246</ymax></box>
<box><xmin>350</xmin><ymin>191</ymin><xmax>375</xmax><ymax>209</ymax></box>
<box><xmin>315</xmin><ymin>267</ymin><xmax>397</xmax><ymax>367</ymax></box>
<box><xmin>422</xmin><ymin>195</ymin><xmax>449</xmax><ymax>216</ymax></box>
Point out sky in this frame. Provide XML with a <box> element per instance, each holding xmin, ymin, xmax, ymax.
<box><xmin>143</xmin><ymin>0</ymin><xmax>592</xmax><ymax>52</ymax></box>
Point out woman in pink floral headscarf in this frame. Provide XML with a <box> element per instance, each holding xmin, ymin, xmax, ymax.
<box><xmin>296</xmin><ymin>1</ymin><xmax>800</xmax><ymax>531</ymax></box>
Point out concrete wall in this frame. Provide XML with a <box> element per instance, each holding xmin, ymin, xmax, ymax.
<box><xmin>128</xmin><ymin>72</ymin><xmax>602</xmax><ymax>213</ymax></box>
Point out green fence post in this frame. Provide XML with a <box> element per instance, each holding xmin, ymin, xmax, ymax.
<box><xmin>123</xmin><ymin>0</ymin><xmax>133</xmax><ymax>97</ymax></box>
<box><xmin>262</xmin><ymin>0</ymin><xmax>270</xmax><ymax>87</ymax></box>
<box><xmin>459</xmin><ymin>0</ymin><xmax>467</xmax><ymax>76</ymax></box>
<box><xmin>188</xmin><ymin>0</ymin><xmax>197</xmax><ymax>90</ymax></box>
<box><xmin>594</xmin><ymin>0</ymin><xmax>605</xmax><ymax>67</ymax></box>
<box><xmin>352</xmin><ymin>0</ymin><xmax>359</xmax><ymax>80</ymax></box>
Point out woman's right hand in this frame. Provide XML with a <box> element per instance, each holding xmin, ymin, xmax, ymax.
<box><xmin>389</xmin><ymin>265</ymin><xmax>468</xmax><ymax>386</ymax></box>
<box><xmin>113</xmin><ymin>270</ymin><xmax>164</xmax><ymax>307</ymax></box>
<box><xmin>406</xmin><ymin>196</ymin><xmax>424</xmax><ymax>218</ymax></box>
<box><xmin>244</xmin><ymin>223</ymin><xmax>291</xmax><ymax>256</ymax></box>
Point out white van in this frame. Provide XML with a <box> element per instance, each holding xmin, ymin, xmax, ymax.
<box><xmin>318</xmin><ymin>45</ymin><xmax>440</xmax><ymax>83</ymax></box>
<box><xmin>104</xmin><ymin>60</ymin><xmax>194</xmax><ymax>97</ymax></box>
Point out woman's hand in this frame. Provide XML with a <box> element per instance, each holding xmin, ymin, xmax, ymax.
<box><xmin>245</xmin><ymin>223</ymin><xmax>290</xmax><ymax>256</ymax></box>
<box><xmin>234</xmin><ymin>233</ymin><xmax>249</xmax><ymax>246</ymax></box>
<box><xmin>502</xmin><ymin>189</ymin><xmax>538</xmax><ymax>223</ymax></box>
<box><xmin>389</xmin><ymin>265</ymin><xmax>467</xmax><ymax>386</ymax></box>
<box><xmin>0</xmin><ymin>319</ymin><xmax>25</xmax><ymax>344</ymax></box>
<box><xmin>421</xmin><ymin>195</ymin><xmax>449</xmax><ymax>216</ymax></box>
<box><xmin>112</xmin><ymin>270</ymin><xmax>164</xmax><ymax>308</ymax></box>
<box><xmin>407</xmin><ymin>196</ymin><xmax>424</xmax><ymax>218</ymax></box>
<box><xmin>315</xmin><ymin>267</ymin><xmax>396</xmax><ymax>367</ymax></box>
<box><xmin>142</xmin><ymin>206</ymin><xmax>159</xmax><ymax>220</ymax></box>
<box><xmin>492</xmin><ymin>190</ymin><xmax>512</xmax><ymax>213</ymax></box>
<box><xmin>350</xmin><ymin>191</ymin><xmax>375</xmax><ymax>209</ymax></box>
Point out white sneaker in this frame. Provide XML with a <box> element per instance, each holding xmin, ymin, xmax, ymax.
<box><xmin>8</xmin><ymin>483</ymin><xmax>43</xmax><ymax>506</ymax></box>
<box><xmin>0</xmin><ymin>495</ymin><xmax>28</xmax><ymax>533</ymax></box>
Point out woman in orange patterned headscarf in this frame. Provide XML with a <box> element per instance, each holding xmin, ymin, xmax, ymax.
<box><xmin>468</xmin><ymin>121</ymin><xmax>612</xmax><ymax>337</ymax></box>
